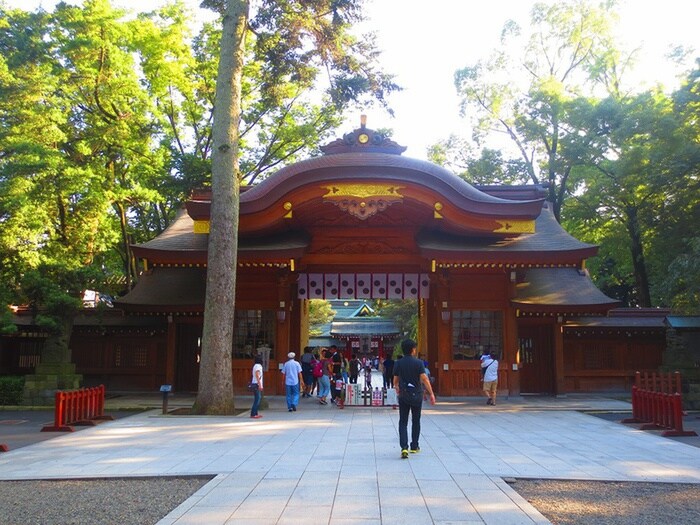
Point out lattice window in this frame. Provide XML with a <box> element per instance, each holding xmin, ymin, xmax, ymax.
<box><xmin>583</xmin><ymin>342</ymin><xmax>615</xmax><ymax>369</ymax></box>
<box><xmin>233</xmin><ymin>310</ymin><xmax>275</xmax><ymax>359</ymax></box>
<box><xmin>518</xmin><ymin>338</ymin><xmax>535</xmax><ymax>365</ymax></box>
<box><xmin>452</xmin><ymin>310</ymin><xmax>503</xmax><ymax>360</ymax></box>
<box><xmin>114</xmin><ymin>345</ymin><xmax>148</xmax><ymax>368</ymax></box>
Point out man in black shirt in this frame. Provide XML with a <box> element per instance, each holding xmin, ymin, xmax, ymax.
<box><xmin>382</xmin><ymin>354</ymin><xmax>394</xmax><ymax>389</ymax></box>
<box><xmin>393</xmin><ymin>339</ymin><xmax>435</xmax><ymax>459</ymax></box>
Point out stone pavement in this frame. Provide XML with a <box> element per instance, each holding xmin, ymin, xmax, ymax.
<box><xmin>1</xmin><ymin>395</ymin><xmax>700</xmax><ymax>525</ymax></box>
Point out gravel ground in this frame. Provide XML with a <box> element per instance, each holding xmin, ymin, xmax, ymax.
<box><xmin>2</xmin><ymin>477</ymin><xmax>698</xmax><ymax>524</ymax></box>
<box><xmin>0</xmin><ymin>476</ymin><xmax>211</xmax><ymax>525</ymax></box>
<box><xmin>511</xmin><ymin>479</ymin><xmax>700</xmax><ymax>525</ymax></box>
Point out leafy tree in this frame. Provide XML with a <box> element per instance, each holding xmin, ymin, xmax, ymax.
<box><xmin>308</xmin><ymin>300</ymin><xmax>336</xmax><ymax>337</ymax></box>
<box><xmin>564</xmin><ymin>85</ymin><xmax>699</xmax><ymax>306</ymax></box>
<box><xmin>194</xmin><ymin>0</ymin><xmax>398</xmax><ymax>413</ymax></box>
<box><xmin>450</xmin><ymin>0</ymin><xmax>627</xmax><ymax>220</ymax></box>
<box><xmin>658</xmin><ymin>237</ymin><xmax>700</xmax><ymax>314</ymax></box>
<box><xmin>374</xmin><ymin>300</ymin><xmax>418</xmax><ymax>341</ymax></box>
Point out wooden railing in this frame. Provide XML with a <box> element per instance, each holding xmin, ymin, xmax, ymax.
<box><xmin>42</xmin><ymin>385</ymin><xmax>114</xmax><ymax>432</ymax></box>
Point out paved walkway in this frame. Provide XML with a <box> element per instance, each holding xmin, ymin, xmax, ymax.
<box><xmin>1</xmin><ymin>395</ymin><xmax>700</xmax><ymax>525</ymax></box>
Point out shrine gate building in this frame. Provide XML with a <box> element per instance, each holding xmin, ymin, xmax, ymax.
<box><xmin>107</xmin><ymin>122</ymin><xmax>626</xmax><ymax>397</ymax></box>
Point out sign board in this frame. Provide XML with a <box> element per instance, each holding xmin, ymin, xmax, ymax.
<box><xmin>159</xmin><ymin>384</ymin><xmax>172</xmax><ymax>393</ymax></box>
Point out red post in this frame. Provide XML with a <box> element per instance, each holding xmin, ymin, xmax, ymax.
<box><xmin>0</xmin><ymin>444</ymin><xmax>8</xmax><ymax>452</ymax></box>
<box><xmin>662</xmin><ymin>394</ymin><xmax>698</xmax><ymax>437</ymax></box>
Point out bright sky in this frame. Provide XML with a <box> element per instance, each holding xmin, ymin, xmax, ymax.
<box><xmin>5</xmin><ymin>0</ymin><xmax>700</xmax><ymax>159</ymax></box>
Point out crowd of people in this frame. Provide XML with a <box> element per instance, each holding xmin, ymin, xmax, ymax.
<box><xmin>249</xmin><ymin>341</ymin><xmax>499</xmax><ymax>459</ymax></box>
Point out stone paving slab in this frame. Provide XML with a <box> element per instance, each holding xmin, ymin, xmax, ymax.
<box><xmin>1</xmin><ymin>396</ymin><xmax>699</xmax><ymax>524</ymax></box>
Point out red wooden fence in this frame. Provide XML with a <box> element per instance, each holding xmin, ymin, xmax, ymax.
<box><xmin>623</xmin><ymin>373</ymin><xmax>697</xmax><ymax>437</ymax></box>
<box><xmin>634</xmin><ymin>370</ymin><xmax>682</xmax><ymax>394</ymax></box>
<box><xmin>41</xmin><ymin>385</ymin><xmax>114</xmax><ymax>432</ymax></box>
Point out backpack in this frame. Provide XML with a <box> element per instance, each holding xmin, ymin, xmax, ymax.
<box><xmin>312</xmin><ymin>360</ymin><xmax>324</xmax><ymax>378</ymax></box>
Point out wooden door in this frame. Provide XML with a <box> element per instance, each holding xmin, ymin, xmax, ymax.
<box><xmin>518</xmin><ymin>325</ymin><xmax>554</xmax><ymax>394</ymax></box>
<box><xmin>175</xmin><ymin>323</ymin><xmax>202</xmax><ymax>392</ymax></box>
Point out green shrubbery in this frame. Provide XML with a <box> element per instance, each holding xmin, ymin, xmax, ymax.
<box><xmin>0</xmin><ymin>376</ymin><xmax>25</xmax><ymax>405</ymax></box>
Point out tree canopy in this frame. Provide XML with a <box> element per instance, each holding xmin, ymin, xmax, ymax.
<box><xmin>436</xmin><ymin>1</ymin><xmax>699</xmax><ymax>310</ymax></box>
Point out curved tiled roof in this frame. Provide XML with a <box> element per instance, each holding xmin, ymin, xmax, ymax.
<box><xmin>186</xmin><ymin>153</ymin><xmax>544</xmax><ymax>221</ymax></box>
<box><xmin>417</xmin><ymin>203</ymin><xmax>597</xmax><ymax>264</ymax></box>
<box><xmin>512</xmin><ymin>268</ymin><xmax>619</xmax><ymax>314</ymax></box>
<box><xmin>132</xmin><ymin>208</ymin><xmax>310</xmax><ymax>263</ymax></box>
<box><xmin>115</xmin><ymin>267</ymin><xmax>206</xmax><ymax>311</ymax></box>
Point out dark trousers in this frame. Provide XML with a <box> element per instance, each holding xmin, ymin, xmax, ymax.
<box><xmin>383</xmin><ymin>374</ymin><xmax>392</xmax><ymax>389</ymax></box>
<box><xmin>349</xmin><ymin>374</ymin><xmax>358</xmax><ymax>384</ymax></box>
<box><xmin>250</xmin><ymin>388</ymin><xmax>261</xmax><ymax>416</ymax></box>
<box><xmin>331</xmin><ymin>375</ymin><xmax>342</xmax><ymax>400</ymax></box>
<box><xmin>398</xmin><ymin>399</ymin><xmax>422</xmax><ymax>450</ymax></box>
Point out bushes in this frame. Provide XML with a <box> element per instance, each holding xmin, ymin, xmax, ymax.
<box><xmin>0</xmin><ymin>376</ymin><xmax>25</xmax><ymax>405</ymax></box>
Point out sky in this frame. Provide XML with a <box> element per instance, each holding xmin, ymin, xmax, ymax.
<box><xmin>5</xmin><ymin>0</ymin><xmax>700</xmax><ymax>160</ymax></box>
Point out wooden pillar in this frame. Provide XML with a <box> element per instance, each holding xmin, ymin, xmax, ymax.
<box><xmin>431</xmin><ymin>271</ymin><xmax>452</xmax><ymax>396</ymax></box>
<box><xmin>165</xmin><ymin>315</ymin><xmax>177</xmax><ymax>386</ymax></box>
<box><xmin>553</xmin><ymin>319</ymin><xmax>565</xmax><ymax>395</ymax></box>
<box><xmin>504</xmin><ymin>308</ymin><xmax>520</xmax><ymax>396</ymax></box>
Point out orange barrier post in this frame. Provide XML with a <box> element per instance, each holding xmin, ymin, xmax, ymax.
<box><xmin>42</xmin><ymin>385</ymin><xmax>114</xmax><ymax>432</ymax></box>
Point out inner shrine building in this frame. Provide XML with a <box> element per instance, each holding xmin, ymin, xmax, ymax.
<box><xmin>113</xmin><ymin>122</ymin><xmax>624</xmax><ymax>397</ymax></box>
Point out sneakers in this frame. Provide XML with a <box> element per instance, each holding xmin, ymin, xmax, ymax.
<box><xmin>292</xmin><ymin>406</ymin><xmax>297</xmax><ymax>411</ymax></box>
<box><xmin>410</xmin><ymin>447</ymin><xmax>420</xmax><ymax>454</ymax></box>
<box><xmin>250</xmin><ymin>414</ymin><xmax>262</xmax><ymax>419</ymax></box>
<box><xmin>401</xmin><ymin>449</ymin><xmax>409</xmax><ymax>459</ymax></box>
<box><xmin>319</xmin><ymin>398</ymin><xmax>327</xmax><ymax>405</ymax></box>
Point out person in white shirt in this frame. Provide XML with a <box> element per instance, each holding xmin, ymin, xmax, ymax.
<box><xmin>481</xmin><ymin>351</ymin><xmax>499</xmax><ymax>406</ymax></box>
<box><xmin>250</xmin><ymin>355</ymin><xmax>264</xmax><ymax>419</ymax></box>
<box><xmin>282</xmin><ymin>352</ymin><xmax>304</xmax><ymax>412</ymax></box>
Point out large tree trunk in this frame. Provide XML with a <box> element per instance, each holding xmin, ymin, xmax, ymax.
<box><xmin>192</xmin><ymin>0</ymin><xmax>249</xmax><ymax>415</ymax></box>
<box><xmin>625</xmin><ymin>206</ymin><xmax>652</xmax><ymax>307</ymax></box>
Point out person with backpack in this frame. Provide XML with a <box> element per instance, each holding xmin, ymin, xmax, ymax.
<box><xmin>481</xmin><ymin>350</ymin><xmax>499</xmax><ymax>406</ymax></box>
<box><xmin>349</xmin><ymin>354</ymin><xmax>360</xmax><ymax>384</ymax></box>
<box><xmin>393</xmin><ymin>339</ymin><xmax>435</xmax><ymax>459</ymax></box>
<box><xmin>315</xmin><ymin>348</ymin><xmax>331</xmax><ymax>405</ymax></box>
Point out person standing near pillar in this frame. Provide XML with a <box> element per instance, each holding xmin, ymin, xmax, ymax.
<box><xmin>393</xmin><ymin>339</ymin><xmax>435</xmax><ymax>459</ymax></box>
<box><xmin>250</xmin><ymin>355</ymin><xmax>264</xmax><ymax>419</ymax></box>
<box><xmin>481</xmin><ymin>351</ymin><xmax>499</xmax><ymax>406</ymax></box>
<box><xmin>282</xmin><ymin>352</ymin><xmax>304</xmax><ymax>412</ymax></box>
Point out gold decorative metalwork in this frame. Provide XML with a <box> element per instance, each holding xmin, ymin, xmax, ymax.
<box><xmin>493</xmin><ymin>219</ymin><xmax>536</xmax><ymax>234</ymax></box>
<box><xmin>323</xmin><ymin>184</ymin><xmax>404</xmax><ymax>220</ymax></box>
<box><xmin>193</xmin><ymin>220</ymin><xmax>210</xmax><ymax>234</ymax></box>
<box><xmin>323</xmin><ymin>184</ymin><xmax>404</xmax><ymax>199</ymax></box>
<box><xmin>283</xmin><ymin>201</ymin><xmax>293</xmax><ymax>219</ymax></box>
<box><xmin>330</xmin><ymin>199</ymin><xmax>398</xmax><ymax>220</ymax></box>
<box><xmin>434</xmin><ymin>202</ymin><xmax>443</xmax><ymax>219</ymax></box>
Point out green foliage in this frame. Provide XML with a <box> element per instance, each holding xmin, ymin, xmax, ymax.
<box><xmin>373</xmin><ymin>300</ymin><xmax>418</xmax><ymax>341</ymax></box>
<box><xmin>0</xmin><ymin>0</ymin><xmax>398</xmax><ymax>320</ymax></box>
<box><xmin>308</xmin><ymin>299</ymin><xmax>336</xmax><ymax>336</ymax></box>
<box><xmin>0</xmin><ymin>376</ymin><xmax>25</xmax><ymax>405</ymax></box>
<box><xmin>657</xmin><ymin>237</ymin><xmax>700</xmax><ymax>314</ymax></box>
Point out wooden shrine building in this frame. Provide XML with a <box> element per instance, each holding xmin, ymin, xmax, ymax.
<box><xmin>106</xmin><ymin>121</ymin><xmax>628</xmax><ymax>397</ymax></box>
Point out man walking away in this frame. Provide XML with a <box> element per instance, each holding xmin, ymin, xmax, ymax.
<box><xmin>393</xmin><ymin>339</ymin><xmax>435</xmax><ymax>459</ymax></box>
<box><xmin>282</xmin><ymin>352</ymin><xmax>304</xmax><ymax>412</ymax></box>
<box><xmin>349</xmin><ymin>354</ymin><xmax>360</xmax><ymax>384</ymax></box>
<box><xmin>382</xmin><ymin>354</ymin><xmax>394</xmax><ymax>389</ymax></box>
<box><xmin>481</xmin><ymin>351</ymin><xmax>499</xmax><ymax>406</ymax></box>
